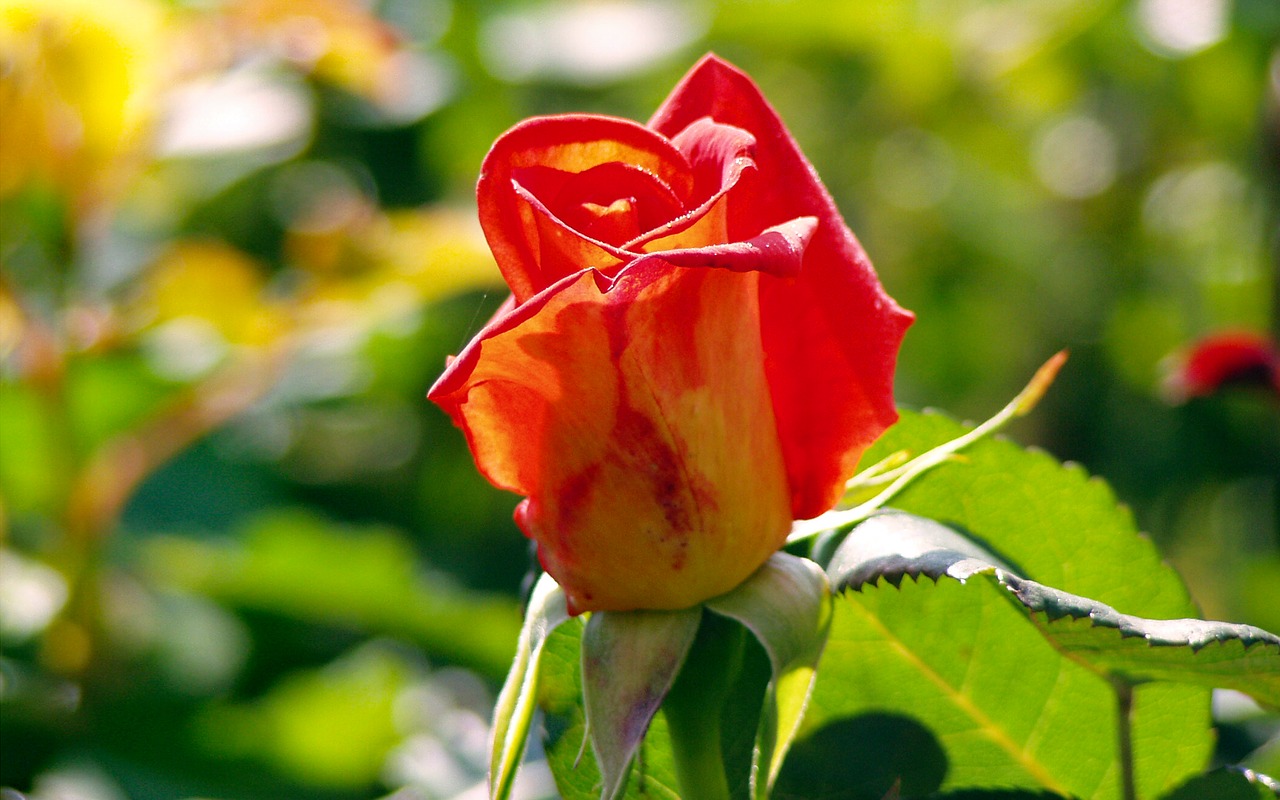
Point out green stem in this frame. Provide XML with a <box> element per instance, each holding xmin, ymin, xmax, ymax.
<box><xmin>662</xmin><ymin>612</ymin><xmax>741</xmax><ymax>800</ymax></box>
<box><xmin>789</xmin><ymin>351</ymin><xmax>1068</xmax><ymax>545</ymax></box>
<box><xmin>1113</xmin><ymin>680</ymin><xmax>1137</xmax><ymax>800</ymax></box>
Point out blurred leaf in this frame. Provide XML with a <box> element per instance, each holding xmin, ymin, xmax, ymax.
<box><xmin>0</xmin><ymin>383</ymin><xmax>65</xmax><ymax>514</ymax></box>
<box><xmin>1245</xmin><ymin>734</ymin><xmax>1280</xmax><ymax>778</ymax></box>
<box><xmin>135</xmin><ymin>240</ymin><xmax>286</xmax><ymax>351</ymax></box>
<box><xmin>373</xmin><ymin>207</ymin><xmax>504</xmax><ymax>300</ymax></box>
<box><xmin>1159</xmin><ymin>767</ymin><xmax>1280</xmax><ymax>800</ymax></box>
<box><xmin>0</xmin><ymin>0</ymin><xmax>170</xmax><ymax>208</ymax></box>
<box><xmin>65</xmin><ymin>351</ymin><xmax>172</xmax><ymax>453</ymax></box>
<box><xmin>1240</xmin><ymin>557</ymin><xmax>1280</xmax><ymax>636</ymax></box>
<box><xmin>142</xmin><ymin>510</ymin><xmax>520</xmax><ymax>678</ymax></box>
<box><xmin>287</xmin><ymin>207</ymin><xmax>502</xmax><ymax>327</ymax></box>
<box><xmin>197</xmin><ymin>642</ymin><xmax>414</xmax><ymax>789</ymax></box>
<box><xmin>220</xmin><ymin>0</ymin><xmax>407</xmax><ymax>102</ymax></box>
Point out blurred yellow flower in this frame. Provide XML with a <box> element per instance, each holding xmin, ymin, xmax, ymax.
<box><xmin>135</xmin><ymin>240</ymin><xmax>288</xmax><ymax>350</ymax></box>
<box><xmin>0</xmin><ymin>0</ymin><xmax>171</xmax><ymax>212</ymax></box>
<box><xmin>288</xmin><ymin>206</ymin><xmax>504</xmax><ymax>322</ymax></box>
<box><xmin>379</xmin><ymin>208</ymin><xmax>506</xmax><ymax>299</ymax></box>
<box><xmin>0</xmin><ymin>280</ymin><xmax>23</xmax><ymax>361</ymax></box>
<box><xmin>221</xmin><ymin>0</ymin><xmax>405</xmax><ymax>103</ymax></box>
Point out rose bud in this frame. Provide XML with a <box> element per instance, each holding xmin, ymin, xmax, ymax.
<box><xmin>430</xmin><ymin>55</ymin><xmax>913</xmax><ymax>614</ymax></box>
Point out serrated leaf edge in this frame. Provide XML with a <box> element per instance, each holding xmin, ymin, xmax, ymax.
<box><xmin>829</xmin><ymin>511</ymin><xmax>1280</xmax><ymax>710</ymax></box>
<box><xmin>1002</xmin><ymin>573</ymin><xmax>1280</xmax><ymax>655</ymax></box>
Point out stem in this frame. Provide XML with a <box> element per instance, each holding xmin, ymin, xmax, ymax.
<box><xmin>662</xmin><ymin>612</ymin><xmax>741</xmax><ymax>800</ymax></box>
<box><xmin>1113</xmin><ymin>680</ymin><xmax>1137</xmax><ymax>800</ymax></box>
<box><xmin>789</xmin><ymin>350</ymin><xmax>1068</xmax><ymax>544</ymax></box>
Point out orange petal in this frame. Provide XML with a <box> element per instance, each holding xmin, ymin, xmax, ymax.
<box><xmin>429</xmin><ymin>262</ymin><xmax>792</xmax><ymax>613</ymax></box>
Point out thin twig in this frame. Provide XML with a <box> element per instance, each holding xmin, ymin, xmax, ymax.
<box><xmin>1113</xmin><ymin>680</ymin><xmax>1137</xmax><ymax>800</ymax></box>
<box><xmin>789</xmin><ymin>351</ymin><xmax>1068</xmax><ymax>544</ymax></box>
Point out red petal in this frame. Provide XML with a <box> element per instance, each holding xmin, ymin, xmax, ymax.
<box><xmin>623</xmin><ymin>216</ymin><xmax>816</xmax><ymax>280</ymax></box>
<box><xmin>650</xmin><ymin>55</ymin><xmax>914</xmax><ymax>519</ymax></box>
<box><xmin>477</xmin><ymin>114</ymin><xmax>694</xmax><ymax>303</ymax></box>
<box><xmin>669</xmin><ymin>116</ymin><xmax>757</xmax><ymax>203</ymax></box>
<box><xmin>516</xmin><ymin>161</ymin><xmax>686</xmax><ymax>240</ymax></box>
<box><xmin>1175</xmin><ymin>332</ymin><xmax>1280</xmax><ymax>399</ymax></box>
<box><xmin>626</xmin><ymin>117</ymin><xmax>758</xmax><ymax>253</ymax></box>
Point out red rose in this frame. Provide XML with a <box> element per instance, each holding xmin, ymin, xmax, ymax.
<box><xmin>429</xmin><ymin>55</ymin><xmax>912</xmax><ymax>613</ymax></box>
<box><xmin>1169</xmin><ymin>331</ymin><xmax>1280</xmax><ymax>400</ymax></box>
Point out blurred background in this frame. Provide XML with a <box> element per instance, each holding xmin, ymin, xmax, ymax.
<box><xmin>1</xmin><ymin>0</ymin><xmax>1278</xmax><ymax>797</ymax></box>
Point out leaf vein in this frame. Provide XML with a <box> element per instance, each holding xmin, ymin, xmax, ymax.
<box><xmin>847</xmin><ymin>587</ymin><xmax>1071</xmax><ymax>795</ymax></box>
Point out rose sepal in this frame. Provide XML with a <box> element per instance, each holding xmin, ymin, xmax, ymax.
<box><xmin>705</xmin><ymin>552</ymin><xmax>832</xmax><ymax>798</ymax></box>
<box><xmin>493</xmin><ymin>553</ymin><xmax>832</xmax><ymax>800</ymax></box>
<box><xmin>489</xmin><ymin>572</ymin><xmax>572</xmax><ymax>800</ymax></box>
<box><xmin>582</xmin><ymin>605</ymin><xmax>703</xmax><ymax>800</ymax></box>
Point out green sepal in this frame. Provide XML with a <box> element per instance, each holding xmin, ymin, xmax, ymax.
<box><xmin>490</xmin><ymin>572</ymin><xmax>572</xmax><ymax>800</ymax></box>
<box><xmin>706</xmin><ymin>552</ymin><xmax>832</xmax><ymax>798</ymax></box>
<box><xmin>581</xmin><ymin>606</ymin><xmax>702</xmax><ymax>800</ymax></box>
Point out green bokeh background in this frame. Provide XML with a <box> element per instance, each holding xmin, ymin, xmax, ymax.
<box><xmin>2</xmin><ymin>0</ymin><xmax>1277</xmax><ymax>797</ymax></box>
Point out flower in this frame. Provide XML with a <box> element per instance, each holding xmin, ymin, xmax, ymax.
<box><xmin>1166</xmin><ymin>331</ymin><xmax>1280</xmax><ymax>401</ymax></box>
<box><xmin>0</xmin><ymin>0</ymin><xmax>170</xmax><ymax>210</ymax></box>
<box><xmin>429</xmin><ymin>55</ymin><xmax>912</xmax><ymax>614</ymax></box>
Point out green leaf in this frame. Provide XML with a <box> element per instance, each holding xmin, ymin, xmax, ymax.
<box><xmin>705</xmin><ymin>553</ymin><xmax>831</xmax><ymax>798</ymax></box>
<box><xmin>854</xmin><ymin>410</ymin><xmax>1198</xmax><ymax>620</ymax></box>
<box><xmin>490</xmin><ymin>572</ymin><xmax>572</xmax><ymax>800</ymax></box>
<box><xmin>195</xmin><ymin>643</ymin><xmax>417</xmax><ymax>789</ymax></box>
<box><xmin>144</xmin><ymin>511</ymin><xmax>521</xmax><ymax>678</ymax></box>
<box><xmin>1246</xmin><ymin>734</ymin><xmax>1280</xmax><ymax>779</ymax></box>
<box><xmin>829</xmin><ymin>511</ymin><xmax>1280</xmax><ymax>710</ymax></box>
<box><xmin>1002</xmin><ymin>573</ymin><xmax>1280</xmax><ymax>708</ymax></box>
<box><xmin>789</xmin><ymin>410</ymin><xmax>1213</xmax><ymax>800</ymax></box>
<box><xmin>66</xmin><ymin>352</ymin><xmax>172</xmax><ymax>454</ymax></box>
<box><xmin>826</xmin><ymin>509</ymin><xmax>1013</xmax><ymax>587</ymax></box>
<box><xmin>582</xmin><ymin>607</ymin><xmax>702</xmax><ymax>800</ymax></box>
<box><xmin>1159</xmin><ymin>767</ymin><xmax>1280</xmax><ymax>799</ymax></box>
<box><xmin>926</xmin><ymin>791</ymin><xmax>1071</xmax><ymax>799</ymax></box>
<box><xmin>0</xmin><ymin>383</ymin><xmax>67</xmax><ymax>515</ymax></box>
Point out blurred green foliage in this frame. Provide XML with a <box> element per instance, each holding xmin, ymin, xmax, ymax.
<box><xmin>1</xmin><ymin>0</ymin><xmax>1277</xmax><ymax>797</ymax></box>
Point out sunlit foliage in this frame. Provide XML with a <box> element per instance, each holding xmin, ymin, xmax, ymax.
<box><xmin>1</xmin><ymin>0</ymin><xmax>1276</xmax><ymax>797</ymax></box>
